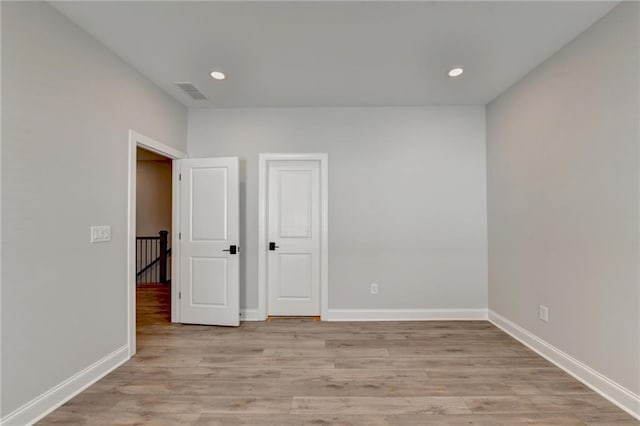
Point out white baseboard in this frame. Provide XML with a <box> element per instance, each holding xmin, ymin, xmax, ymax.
<box><xmin>0</xmin><ymin>345</ymin><xmax>129</xmax><ymax>426</ymax></box>
<box><xmin>240</xmin><ymin>308</ymin><xmax>264</xmax><ymax>321</ymax></box>
<box><xmin>488</xmin><ymin>310</ymin><xmax>640</xmax><ymax>421</ymax></box>
<box><xmin>323</xmin><ymin>308</ymin><xmax>488</xmax><ymax>321</ymax></box>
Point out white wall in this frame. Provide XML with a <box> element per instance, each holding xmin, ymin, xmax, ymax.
<box><xmin>136</xmin><ymin>157</ymin><xmax>172</xmax><ymax>239</ymax></box>
<box><xmin>487</xmin><ymin>2</ymin><xmax>640</xmax><ymax>395</ymax></box>
<box><xmin>1</xmin><ymin>1</ymin><xmax>186</xmax><ymax>418</ymax></box>
<box><xmin>188</xmin><ymin>107</ymin><xmax>487</xmax><ymax>312</ymax></box>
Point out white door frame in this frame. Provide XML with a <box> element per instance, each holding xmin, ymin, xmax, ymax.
<box><xmin>258</xmin><ymin>153</ymin><xmax>329</xmax><ymax>320</ymax></box>
<box><xmin>127</xmin><ymin>130</ymin><xmax>186</xmax><ymax>357</ymax></box>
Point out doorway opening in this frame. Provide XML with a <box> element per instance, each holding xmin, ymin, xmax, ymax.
<box><xmin>135</xmin><ymin>147</ymin><xmax>173</xmax><ymax>328</ymax></box>
<box><xmin>127</xmin><ymin>130</ymin><xmax>186</xmax><ymax>356</ymax></box>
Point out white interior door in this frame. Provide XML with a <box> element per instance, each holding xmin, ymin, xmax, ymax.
<box><xmin>179</xmin><ymin>157</ymin><xmax>239</xmax><ymax>326</ymax></box>
<box><xmin>268</xmin><ymin>160</ymin><xmax>320</xmax><ymax>316</ymax></box>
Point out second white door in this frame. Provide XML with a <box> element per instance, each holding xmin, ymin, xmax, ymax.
<box><xmin>267</xmin><ymin>160</ymin><xmax>321</xmax><ymax>316</ymax></box>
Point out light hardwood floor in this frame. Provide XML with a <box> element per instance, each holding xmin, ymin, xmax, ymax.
<box><xmin>39</xmin><ymin>284</ymin><xmax>637</xmax><ymax>425</ymax></box>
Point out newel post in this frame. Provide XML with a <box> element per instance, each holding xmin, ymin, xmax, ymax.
<box><xmin>159</xmin><ymin>230</ymin><xmax>168</xmax><ymax>284</ymax></box>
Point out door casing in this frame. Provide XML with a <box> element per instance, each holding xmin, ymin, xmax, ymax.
<box><xmin>258</xmin><ymin>153</ymin><xmax>329</xmax><ymax>320</ymax></box>
<box><xmin>127</xmin><ymin>130</ymin><xmax>186</xmax><ymax>357</ymax></box>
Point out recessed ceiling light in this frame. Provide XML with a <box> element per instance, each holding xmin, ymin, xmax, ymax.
<box><xmin>448</xmin><ymin>67</ymin><xmax>464</xmax><ymax>78</ymax></box>
<box><xmin>210</xmin><ymin>71</ymin><xmax>226</xmax><ymax>80</ymax></box>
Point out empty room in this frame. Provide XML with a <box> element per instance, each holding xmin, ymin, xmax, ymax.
<box><xmin>1</xmin><ymin>1</ymin><xmax>639</xmax><ymax>425</ymax></box>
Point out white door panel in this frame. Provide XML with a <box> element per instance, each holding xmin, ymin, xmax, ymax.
<box><xmin>268</xmin><ymin>161</ymin><xmax>320</xmax><ymax>316</ymax></box>
<box><xmin>278</xmin><ymin>170</ymin><xmax>312</xmax><ymax>238</ymax></box>
<box><xmin>191</xmin><ymin>168</ymin><xmax>228</xmax><ymax>241</ymax></box>
<box><xmin>278</xmin><ymin>253</ymin><xmax>313</xmax><ymax>298</ymax></box>
<box><xmin>191</xmin><ymin>257</ymin><xmax>227</xmax><ymax>306</ymax></box>
<box><xmin>180</xmin><ymin>157</ymin><xmax>239</xmax><ymax>326</ymax></box>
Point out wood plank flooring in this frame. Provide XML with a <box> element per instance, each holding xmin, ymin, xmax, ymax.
<box><xmin>39</xmin><ymin>284</ymin><xmax>637</xmax><ymax>425</ymax></box>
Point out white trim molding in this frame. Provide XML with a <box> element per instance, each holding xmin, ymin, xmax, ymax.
<box><xmin>489</xmin><ymin>310</ymin><xmax>640</xmax><ymax>421</ymax></box>
<box><xmin>170</xmin><ymin>159</ymin><xmax>182</xmax><ymax>324</ymax></box>
<box><xmin>240</xmin><ymin>308</ymin><xmax>263</xmax><ymax>321</ymax></box>
<box><xmin>127</xmin><ymin>130</ymin><xmax>186</xmax><ymax>357</ymax></box>
<box><xmin>324</xmin><ymin>308</ymin><xmax>488</xmax><ymax>322</ymax></box>
<box><xmin>0</xmin><ymin>345</ymin><xmax>128</xmax><ymax>426</ymax></box>
<box><xmin>130</xmin><ymin>130</ymin><xmax>186</xmax><ymax>160</ymax></box>
<box><xmin>258</xmin><ymin>153</ymin><xmax>329</xmax><ymax>321</ymax></box>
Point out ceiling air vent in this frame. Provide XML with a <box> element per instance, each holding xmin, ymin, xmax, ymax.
<box><xmin>175</xmin><ymin>82</ymin><xmax>207</xmax><ymax>100</ymax></box>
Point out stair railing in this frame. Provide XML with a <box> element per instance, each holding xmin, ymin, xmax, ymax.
<box><xmin>136</xmin><ymin>230</ymin><xmax>171</xmax><ymax>283</ymax></box>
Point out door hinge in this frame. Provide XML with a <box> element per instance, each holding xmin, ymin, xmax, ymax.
<box><xmin>179</xmin><ymin>232</ymin><xmax>182</xmax><ymax>240</ymax></box>
<box><xmin>179</xmin><ymin>291</ymin><xmax>182</xmax><ymax>299</ymax></box>
<box><xmin>179</xmin><ymin>173</ymin><xmax>181</xmax><ymax>181</ymax></box>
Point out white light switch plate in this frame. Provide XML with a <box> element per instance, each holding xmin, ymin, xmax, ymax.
<box><xmin>91</xmin><ymin>225</ymin><xmax>111</xmax><ymax>243</ymax></box>
<box><xmin>539</xmin><ymin>305</ymin><xmax>549</xmax><ymax>323</ymax></box>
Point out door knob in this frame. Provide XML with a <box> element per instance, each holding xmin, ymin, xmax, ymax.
<box><xmin>269</xmin><ymin>242</ymin><xmax>279</xmax><ymax>251</ymax></box>
<box><xmin>223</xmin><ymin>245</ymin><xmax>237</xmax><ymax>255</ymax></box>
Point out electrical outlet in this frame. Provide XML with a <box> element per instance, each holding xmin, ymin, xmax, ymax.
<box><xmin>370</xmin><ymin>283</ymin><xmax>378</xmax><ymax>295</ymax></box>
<box><xmin>539</xmin><ymin>305</ymin><xmax>549</xmax><ymax>323</ymax></box>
